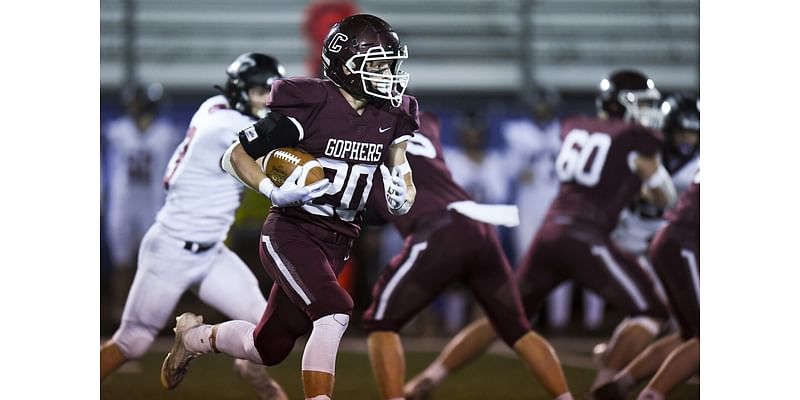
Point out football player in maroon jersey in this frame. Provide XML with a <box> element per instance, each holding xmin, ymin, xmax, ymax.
<box><xmin>159</xmin><ymin>14</ymin><xmax>420</xmax><ymax>400</ymax></box>
<box><xmin>406</xmin><ymin>70</ymin><xmax>677</xmax><ymax>399</ymax></box>
<box><xmin>591</xmin><ymin>94</ymin><xmax>700</xmax><ymax>400</ymax></box>
<box><xmin>593</xmin><ymin>169</ymin><xmax>699</xmax><ymax>400</ymax></box>
<box><xmin>362</xmin><ymin>111</ymin><xmax>574</xmax><ymax>400</ymax></box>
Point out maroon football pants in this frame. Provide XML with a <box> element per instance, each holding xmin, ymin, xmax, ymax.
<box><xmin>362</xmin><ymin>212</ymin><xmax>530</xmax><ymax>347</ymax></box>
<box><xmin>516</xmin><ymin>221</ymin><xmax>669</xmax><ymax>321</ymax></box>
<box><xmin>252</xmin><ymin>212</ymin><xmax>354</xmax><ymax>365</ymax></box>
<box><xmin>650</xmin><ymin>223</ymin><xmax>700</xmax><ymax>340</ymax></box>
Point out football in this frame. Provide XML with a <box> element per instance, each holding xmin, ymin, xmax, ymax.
<box><xmin>259</xmin><ymin>147</ymin><xmax>325</xmax><ymax>187</ymax></box>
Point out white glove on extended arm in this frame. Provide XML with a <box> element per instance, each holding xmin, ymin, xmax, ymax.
<box><xmin>379</xmin><ymin>164</ymin><xmax>412</xmax><ymax>215</ymax></box>
<box><xmin>259</xmin><ymin>167</ymin><xmax>330</xmax><ymax>207</ymax></box>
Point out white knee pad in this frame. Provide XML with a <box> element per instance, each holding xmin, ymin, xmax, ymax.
<box><xmin>301</xmin><ymin>313</ymin><xmax>350</xmax><ymax>375</ymax></box>
<box><xmin>111</xmin><ymin>320</ymin><xmax>159</xmax><ymax>359</ymax></box>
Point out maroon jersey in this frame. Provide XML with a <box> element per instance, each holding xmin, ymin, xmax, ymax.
<box><xmin>367</xmin><ymin>111</ymin><xmax>472</xmax><ymax>237</ymax></box>
<box><xmin>267</xmin><ymin>78</ymin><xmax>419</xmax><ymax>238</ymax></box>
<box><xmin>666</xmin><ymin>169</ymin><xmax>699</xmax><ymax>233</ymax></box>
<box><xmin>546</xmin><ymin>115</ymin><xmax>663</xmax><ymax>233</ymax></box>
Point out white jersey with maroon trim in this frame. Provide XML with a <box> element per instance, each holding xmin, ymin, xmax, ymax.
<box><xmin>156</xmin><ymin>95</ymin><xmax>255</xmax><ymax>243</ymax></box>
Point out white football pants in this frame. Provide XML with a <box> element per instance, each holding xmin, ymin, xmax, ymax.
<box><xmin>112</xmin><ymin>223</ymin><xmax>266</xmax><ymax>358</ymax></box>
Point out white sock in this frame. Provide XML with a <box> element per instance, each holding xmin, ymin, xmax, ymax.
<box><xmin>422</xmin><ymin>361</ymin><xmax>448</xmax><ymax>385</ymax></box>
<box><xmin>207</xmin><ymin>320</ymin><xmax>263</xmax><ymax>363</ymax></box>
<box><xmin>637</xmin><ymin>388</ymin><xmax>665</xmax><ymax>400</ymax></box>
<box><xmin>184</xmin><ymin>324</ymin><xmax>213</xmax><ymax>353</ymax></box>
<box><xmin>554</xmin><ymin>392</ymin><xmax>574</xmax><ymax>400</ymax></box>
<box><xmin>306</xmin><ymin>395</ymin><xmax>330</xmax><ymax>400</ymax></box>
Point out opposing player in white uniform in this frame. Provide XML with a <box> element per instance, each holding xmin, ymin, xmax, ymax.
<box><xmin>100</xmin><ymin>52</ymin><xmax>288</xmax><ymax>400</ymax></box>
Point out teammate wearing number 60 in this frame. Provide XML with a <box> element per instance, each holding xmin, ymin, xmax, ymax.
<box><xmin>406</xmin><ymin>70</ymin><xmax>678</xmax><ymax>400</ymax></box>
<box><xmin>159</xmin><ymin>14</ymin><xmax>418</xmax><ymax>400</ymax></box>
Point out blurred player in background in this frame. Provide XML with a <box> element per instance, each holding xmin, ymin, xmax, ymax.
<box><xmin>659</xmin><ymin>94</ymin><xmax>700</xmax><ymax>192</ymax></box>
<box><xmin>406</xmin><ymin>69</ymin><xmax>676</xmax><ymax>398</ymax></box>
<box><xmin>588</xmin><ymin>93</ymin><xmax>700</xmax><ymax>399</ymax></box>
<box><xmin>445</xmin><ymin>111</ymin><xmax>511</xmax><ymax>206</ymax></box>
<box><xmin>504</xmin><ymin>87</ymin><xmax>606</xmax><ymax>333</ymax></box>
<box><xmin>100</xmin><ymin>52</ymin><xmax>288</xmax><ymax>400</ymax></box>
<box><xmin>362</xmin><ymin>111</ymin><xmax>574</xmax><ymax>400</ymax></box>
<box><xmin>591</xmin><ymin>96</ymin><xmax>699</xmax><ymax>400</ymax></box>
<box><xmin>160</xmin><ymin>15</ymin><xmax>418</xmax><ymax>400</ymax></box>
<box><xmin>440</xmin><ymin>111</ymin><xmax>512</xmax><ymax>334</ymax></box>
<box><xmin>103</xmin><ymin>83</ymin><xmax>180</xmax><ymax>320</ymax></box>
<box><xmin>635</xmin><ymin>168</ymin><xmax>699</xmax><ymax>400</ymax></box>
<box><xmin>611</xmin><ymin>92</ymin><xmax>699</xmax><ymax>262</ymax></box>
<box><xmin>594</xmin><ymin>167</ymin><xmax>699</xmax><ymax>400</ymax></box>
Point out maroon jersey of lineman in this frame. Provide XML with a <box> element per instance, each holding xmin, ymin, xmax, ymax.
<box><xmin>666</xmin><ymin>169</ymin><xmax>699</xmax><ymax>234</ymax></box>
<box><xmin>546</xmin><ymin>115</ymin><xmax>664</xmax><ymax>233</ymax></box>
<box><xmin>367</xmin><ymin>111</ymin><xmax>472</xmax><ymax>237</ymax></box>
<box><xmin>267</xmin><ymin>78</ymin><xmax>420</xmax><ymax>238</ymax></box>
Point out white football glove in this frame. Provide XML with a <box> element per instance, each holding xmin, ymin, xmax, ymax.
<box><xmin>380</xmin><ymin>164</ymin><xmax>411</xmax><ymax>215</ymax></box>
<box><xmin>259</xmin><ymin>167</ymin><xmax>330</xmax><ymax>207</ymax></box>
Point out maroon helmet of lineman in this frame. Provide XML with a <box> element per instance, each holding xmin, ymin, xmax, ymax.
<box><xmin>596</xmin><ymin>69</ymin><xmax>663</xmax><ymax>128</ymax></box>
<box><xmin>321</xmin><ymin>14</ymin><xmax>410</xmax><ymax>107</ymax></box>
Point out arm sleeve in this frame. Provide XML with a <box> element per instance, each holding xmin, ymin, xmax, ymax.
<box><xmin>238</xmin><ymin>111</ymin><xmax>303</xmax><ymax>159</ymax></box>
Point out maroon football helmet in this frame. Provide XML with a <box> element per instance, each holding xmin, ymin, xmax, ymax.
<box><xmin>596</xmin><ymin>69</ymin><xmax>663</xmax><ymax>128</ymax></box>
<box><xmin>321</xmin><ymin>14</ymin><xmax>409</xmax><ymax>107</ymax></box>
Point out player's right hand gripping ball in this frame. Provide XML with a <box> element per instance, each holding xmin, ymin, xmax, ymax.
<box><xmin>260</xmin><ymin>147</ymin><xmax>325</xmax><ymax>186</ymax></box>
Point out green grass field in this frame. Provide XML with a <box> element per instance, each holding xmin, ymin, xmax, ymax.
<box><xmin>101</xmin><ymin>348</ymin><xmax>699</xmax><ymax>399</ymax></box>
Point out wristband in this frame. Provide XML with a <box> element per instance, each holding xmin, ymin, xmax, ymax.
<box><xmin>395</xmin><ymin>161</ymin><xmax>412</xmax><ymax>176</ymax></box>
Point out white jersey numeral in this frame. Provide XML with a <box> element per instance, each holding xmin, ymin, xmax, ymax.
<box><xmin>301</xmin><ymin>157</ymin><xmax>377</xmax><ymax>222</ymax></box>
<box><xmin>555</xmin><ymin>129</ymin><xmax>611</xmax><ymax>187</ymax></box>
